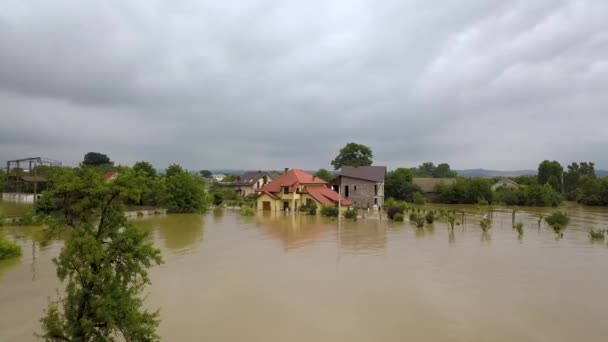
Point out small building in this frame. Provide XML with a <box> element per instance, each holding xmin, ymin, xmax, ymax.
<box><xmin>231</xmin><ymin>171</ymin><xmax>280</xmax><ymax>197</ymax></box>
<box><xmin>257</xmin><ymin>169</ymin><xmax>351</xmax><ymax>212</ymax></box>
<box><xmin>212</xmin><ymin>174</ymin><xmax>226</xmax><ymax>182</ymax></box>
<box><xmin>413</xmin><ymin>178</ymin><xmax>456</xmax><ymax>193</ymax></box>
<box><xmin>103</xmin><ymin>170</ymin><xmax>119</xmax><ymax>181</ymax></box>
<box><xmin>492</xmin><ymin>178</ymin><xmax>520</xmax><ymax>191</ymax></box>
<box><xmin>332</xmin><ymin>166</ymin><xmax>386</xmax><ymax>208</ymax></box>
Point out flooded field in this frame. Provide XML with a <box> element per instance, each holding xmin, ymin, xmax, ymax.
<box><xmin>1</xmin><ymin>205</ymin><xmax>607</xmax><ymax>341</ymax></box>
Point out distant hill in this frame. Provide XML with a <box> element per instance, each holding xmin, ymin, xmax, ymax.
<box><xmin>456</xmin><ymin>169</ymin><xmax>536</xmax><ymax>178</ymax></box>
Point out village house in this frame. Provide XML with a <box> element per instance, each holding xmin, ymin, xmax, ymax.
<box><xmin>413</xmin><ymin>178</ymin><xmax>456</xmax><ymax>194</ymax></box>
<box><xmin>231</xmin><ymin>171</ymin><xmax>280</xmax><ymax>196</ymax></box>
<box><xmin>257</xmin><ymin>169</ymin><xmax>351</xmax><ymax>212</ymax></box>
<box><xmin>103</xmin><ymin>170</ymin><xmax>119</xmax><ymax>181</ymax></box>
<box><xmin>491</xmin><ymin>178</ymin><xmax>520</xmax><ymax>191</ymax></box>
<box><xmin>331</xmin><ymin>166</ymin><xmax>386</xmax><ymax>208</ymax></box>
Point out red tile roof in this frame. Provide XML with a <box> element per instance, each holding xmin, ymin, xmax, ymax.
<box><xmin>103</xmin><ymin>170</ymin><xmax>119</xmax><ymax>180</ymax></box>
<box><xmin>259</xmin><ymin>169</ymin><xmax>327</xmax><ymax>193</ymax></box>
<box><xmin>304</xmin><ymin>186</ymin><xmax>351</xmax><ymax>206</ymax></box>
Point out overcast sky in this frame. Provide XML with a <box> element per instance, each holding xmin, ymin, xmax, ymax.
<box><xmin>1</xmin><ymin>0</ymin><xmax>607</xmax><ymax>171</ymax></box>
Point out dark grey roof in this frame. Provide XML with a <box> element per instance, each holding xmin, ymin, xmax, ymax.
<box><xmin>339</xmin><ymin>166</ymin><xmax>386</xmax><ymax>182</ymax></box>
<box><xmin>232</xmin><ymin>171</ymin><xmax>277</xmax><ymax>186</ymax></box>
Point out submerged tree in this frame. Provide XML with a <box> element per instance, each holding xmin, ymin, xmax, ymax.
<box><xmin>545</xmin><ymin>211</ymin><xmax>570</xmax><ymax>237</ymax></box>
<box><xmin>39</xmin><ymin>168</ymin><xmax>163</xmax><ymax>341</ymax></box>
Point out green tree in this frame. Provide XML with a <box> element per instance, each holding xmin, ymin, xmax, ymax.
<box><xmin>133</xmin><ymin>161</ymin><xmax>157</xmax><ymax>178</ymax></box>
<box><xmin>39</xmin><ymin>168</ymin><xmax>162</xmax><ymax>341</ymax></box>
<box><xmin>433</xmin><ymin>163</ymin><xmax>457</xmax><ymax>178</ymax></box>
<box><xmin>437</xmin><ymin>178</ymin><xmax>493</xmax><ymax>204</ymax></box>
<box><xmin>164</xmin><ymin>170</ymin><xmax>208</xmax><ymax>213</ymax></box>
<box><xmin>385</xmin><ymin>168</ymin><xmax>420</xmax><ymax>201</ymax></box>
<box><xmin>165</xmin><ymin>164</ymin><xmax>184</xmax><ymax>178</ymax></box>
<box><xmin>81</xmin><ymin>152</ymin><xmax>112</xmax><ymax>167</ymax></box>
<box><xmin>199</xmin><ymin>170</ymin><xmax>212</xmax><ymax>178</ymax></box>
<box><xmin>564</xmin><ymin>162</ymin><xmax>596</xmax><ymax>200</ymax></box>
<box><xmin>331</xmin><ymin>142</ymin><xmax>373</xmax><ymax>170</ymax></box>
<box><xmin>314</xmin><ymin>169</ymin><xmax>334</xmax><ymax>182</ymax></box>
<box><xmin>537</xmin><ymin>160</ymin><xmax>563</xmax><ymax>192</ymax></box>
<box><xmin>415</xmin><ymin>162</ymin><xmax>435</xmax><ymax>177</ymax></box>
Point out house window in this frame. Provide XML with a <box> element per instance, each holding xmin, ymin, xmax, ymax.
<box><xmin>306</xmin><ymin>198</ymin><xmax>313</xmax><ymax>206</ymax></box>
<box><xmin>283</xmin><ymin>186</ymin><xmax>289</xmax><ymax>195</ymax></box>
<box><xmin>374</xmin><ymin>198</ymin><xmax>378</xmax><ymax>205</ymax></box>
<box><xmin>374</xmin><ymin>184</ymin><xmax>378</xmax><ymax>196</ymax></box>
<box><xmin>344</xmin><ymin>185</ymin><xmax>349</xmax><ymax>197</ymax></box>
<box><xmin>354</xmin><ymin>185</ymin><xmax>357</xmax><ymax>191</ymax></box>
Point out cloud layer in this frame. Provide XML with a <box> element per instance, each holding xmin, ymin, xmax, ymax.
<box><xmin>1</xmin><ymin>0</ymin><xmax>607</xmax><ymax>170</ymax></box>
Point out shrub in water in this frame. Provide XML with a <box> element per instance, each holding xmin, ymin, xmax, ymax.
<box><xmin>410</xmin><ymin>213</ymin><xmax>425</xmax><ymax>228</ymax></box>
<box><xmin>479</xmin><ymin>218</ymin><xmax>492</xmax><ymax>232</ymax></box>
<box><xmin>513</xmin><ymin>222</ymin><xmax>524</xmax><ymax>236</ymax></box>
<box><xmin>344</xmin><ymin>208</ymin><xmax>357</xmax><ymax>220</ymax></box>
<box><xmin>393</xmin><ymin>213</ymin><xmax>404</xmax><ymax>222</ymax></box>
<box><xmin>302</xmin><ymin>201</ymin><xmax>318</xmax><ymax>215</ymax></box>
<box><xmin>0</xmin><ymin>236</ymin><xmax>22</xmax><ymax>260</ymax></box>
<box><xmin>387</xmin><ymin>206</ymin><xmax>405</xmax><ymax>221</ymax></box>
<box><xmin>589</xmin><ymin>228</ymin><xmax>605</xmax><ymax>240</ymax></box>
<box><xmin>425</xmin><ymin>211</ymin><xmax>435</xmax><ymax>224</ymax></box>
<box><xmin>240</xmin><ymin>206</ymin><xmax>255</xmax><ymax>216</ymax></box>
<box><xmin>545</xmin><ymin>211</ymin><xmax>569</xmax><ymax>235</ymax></box>
<box><xmin>321</xmin><ymin>205</ymin><xmax>339</xmax><ymax>217</ymax></box>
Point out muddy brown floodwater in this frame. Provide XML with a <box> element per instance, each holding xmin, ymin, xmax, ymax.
<box><xmin>1</xmin><ymin>204</ymin><xmax>608</xmax><ymax>341</ymax></box>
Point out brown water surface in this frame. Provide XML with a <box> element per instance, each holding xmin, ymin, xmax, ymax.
<box><xmin>1</xmin><ymin>205</ymin><xmax>607</xmax><ymax>341</ymax></box>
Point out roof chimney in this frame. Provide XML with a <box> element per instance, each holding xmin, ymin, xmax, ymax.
<box><xmin>284</xmin><ymin>167</ymin><xmax>289</xmax><ymax>173</ymax></box>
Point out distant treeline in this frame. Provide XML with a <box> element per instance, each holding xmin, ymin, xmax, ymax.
<box><xmin>385</xmin><ymin>160</ymin><xmax>608</xmax><ymax>207</ymax></box>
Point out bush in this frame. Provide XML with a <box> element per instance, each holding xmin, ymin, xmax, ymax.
<box><xmin>321</xmin><ymin>205</ymin><xmax>339</xmax><ymax>217</ymax></box>
<box><xmin>413</xmin><ymin>192</ymin><xmax>425</xmax><ymax>205</ymax></box>
<box><xmin>393</xmin><ymin>213</ymin><xmax>404</xmax><ymax>222</ymax></box>
<box><xmin>240</xmin><ymin>206</ymin><xmax>255</xmax><ymax>217</ymax></box>
<box><xmin>385</xmin><ymin>200</ymin><xmax>407</xmax><ymax>220</ymax></box>
<box><xmin>513</xmin><ymin>222</ymin><xmax>524</xmax><ymax>236</ymax></box>
<box><xmin>589</xmin><ymin>228</ymin><xmax>605</xmax><ymax>240</ymax></box>
<box><xmin>545</xmin><ymin>211</ymin><xmax>569</xmax><ymax>235</ymax></box>
<box><xmin>0</xmin><ymin>236</ymin><xmax>22</xmax><ymax>260</ymax></box>
<box><xmin>410</xmin><ymin>213</ymin><xmax>425</xmax><ymax>228</ymax></box>
<box><xmin>424</xmin><ymin>211</ymin><xmax>435</xmax><ymax>224</ymax></box>
<box><xmin>15</xmin><ymin>209</ymin><xmax>45</xmax><ymax>226</ymax></box>
<box><xmin>302</xmin><ymin>201</ymin><xmax>317</xmax><ymax>215</ymax></box>
<box><xmin>344</xmin><ymin>208</ymin><xmax>357</xmax><ymax>220</ymax></box>
<box><xmin>479</xmin><ymin>218</ymin><xmax>492</xmax><ymax>232</ymax></box>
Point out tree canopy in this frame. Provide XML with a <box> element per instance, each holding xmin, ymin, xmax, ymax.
<box><xmin>330</xmin><ymin>142</ymin><xmax>373</xmax><ymax>170</ymax></box>
<box><xmin>385</xmin><ymin>168</ymin><xmax>420</xmax><ymax>201</ymax></box>
<box><xmin>314</xmin><ymin>169</ymin><xmax>334</xmax><ymax>182</ymax></box>
<box><xmin>82</xmin><ymin>152</ymin><xmax>112</xmax><ymax>167</ymax></box>
<box><xmin>163</xmin><ymin>165</ymin><xmax>208</xmax><ymax>213</ymax></box>
<box><xmin>199</xmin><ymin>170</ymin><xmax>212</xmax><ymax>178</ymax></box>
<box><xmin>413</xmin><ymin>162</ymin><xmax>457</xmax><ymax>178</ymax></box>
<box><xmin>133</xmin><ymin>161</ymin><xmax>157</xmax><ymax>178</ymax></box>
<box><xmin>538</xmin><ymin>160</ymin><xmax>563</xmax><ymax>192</ymax></box>
<box><xmin>39</xmin><ymin>168</ymin><xmax>162</xmax><ymax>341</ymax></box>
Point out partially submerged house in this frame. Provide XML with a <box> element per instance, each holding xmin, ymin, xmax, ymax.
<box><xmin>332</xmin><ymin>166</ymin><xmax>386</xmax><ymax>208</ymax></box>
<box><xmin>491</xmin><ymin>178</ymin><xmax>520</xmax><ymax>191</ymax></box>
<box><xmin>257</xmin><ymin>169</ymin><xmax>351</xmax><ymax>212</ymax></box>
<box><xmin>231</xmin><ymin>171</ymin><xmax>280</xmax><ymax>196</ymax></box>
<box><xmin>413</xmin><ymin>178</ymin><xmax>456</xmax><ymax>194</ymax></box>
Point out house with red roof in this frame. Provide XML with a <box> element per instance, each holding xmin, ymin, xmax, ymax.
<box><xmin>102</xmin><ymin>170</ymin><xmax>119</xmax><ymax>181</ymax></box>
<box><xmin>256</xmin><ymin>168</ymin><xmax>350</xmax><ymax>212</ymax></box>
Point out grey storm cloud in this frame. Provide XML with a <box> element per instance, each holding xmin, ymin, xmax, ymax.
<box><xmin>1</xmin><ymin>0</ymin><xmax>607</xmax><ymax>170</ymax></box>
